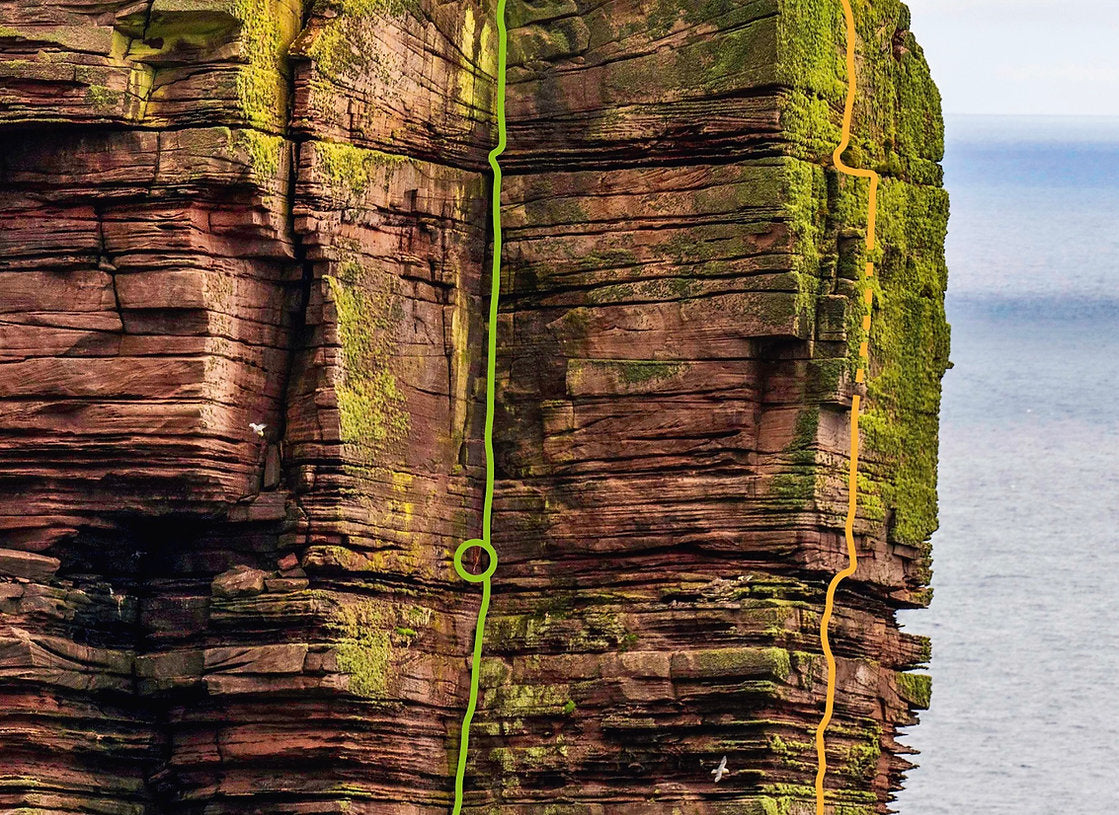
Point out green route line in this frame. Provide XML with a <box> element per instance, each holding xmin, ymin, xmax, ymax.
<box><xmin>450</xmin><ymin>0</ymin><xmax>506</xmax><ymax>812</ymax></box>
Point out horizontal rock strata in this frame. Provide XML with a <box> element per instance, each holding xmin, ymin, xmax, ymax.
<box><xmin>0</xmin><ymin>0</ymin><xmax>947</xmax><ymax>813</ymax></box>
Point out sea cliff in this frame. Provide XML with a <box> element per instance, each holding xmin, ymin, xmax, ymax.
<box><xmin>0</xmin><ymin>0</ymin><xmax>947</xmax><ymax>812</ymax></box>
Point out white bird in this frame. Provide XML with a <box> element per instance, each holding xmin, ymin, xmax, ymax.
<box><xmin>249</xmin><ymin>422</ymin><xmax>266</xmax><ymax>437</ymax></box>
<box><xmin>711</xmin><ymin>755</ymin><xmax>729</xmax><ymax>783</ymax></box>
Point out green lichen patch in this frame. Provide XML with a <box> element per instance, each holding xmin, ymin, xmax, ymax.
<box><xmin>131</xmin><ymin>6</ymin><xmax>238</xmax><ymax>47</ymax></box>
<box><xmin>776</xmin><ymin>0</ymin><xmax>944</xmax><ymax>175</ymax></box>
<box><xmin>772</xmin><ymin>0</ymin><xmax>950</xmax><ymax>557</ymax></box>
<box><xmin>682</xmin><ymin>647</ymin><xmax>793</xmax><ymax>682</ymax></box>
<box><xmin>232</xmin><ymin>128</ymin><xmax>286</xmax><ymax>180</ymax></box>
<box><xmin>768</xmin><ymin>407</ymin><xmax>821</xmax><ymax>507</ymax></box>
<box><xmin>84</xmin><ymin>83</ymin><xmax>122</xmax><ymax>111</ymax></box>
<box><xmin>781</xmin><ymin>156</ymin><xmax>836</xmax><ymax>334</ymax></box>
<box><xmin>303</xmin><ymin>544</ymin><xmax>378</xmax><ymax>572</ymax></box>
<box><xmin>584</xmin><ymin>275</ymin><xmax>701</xmax><ymax>305</ymax></box>
<box><xmin>769</xmin><ymin>733</ymin><xmax>816</xmax><ymax>773</ymax></box>
<box><xmin>339</xmin><ymin>0</ymin><xmax>417</xmax><ymax>14</ymax></box>
<box><xmin>579</xmin><ymin>359</ymin><xmax>686</xmax><ymax>386</ymax></box>
<box><xmin>759</xmin><ymin>781</ymin><xmax>877</xmax><ymax>815</ymax></box>
<box><xmin>779</xmin><ymin>88</ymin><xmax>843</xmax><ymax>165</ymax></box>
<box><xmin>775</xmin><ymin>0</ymin><xmax>846</xmax><ymax>106</ymax></box>
<box><xmin>487</xmin><ymin>681</ymin><xmax>571</xmax><ymax>717</ymax></box>
<box><xmin>324</xmin><ymin>258</ymin><xmax>409</xmax><ymax>462</ymax></box>
<box><xmin>841</xmin><ymin>735</ymin><xmax>880</xmax><ymax>779</ymax></box>
<box><xmin>326</xmin><ymin>598</ymin><xmax>431</xmax><ymax>698</ymax></box>
<box><xmin>615</xmin><ymin>360</ymin><xmax>683</xmax><ymax>384</ymax></box>
<box><xmin>327</xmin><ymin>599</ymin><xmax>393</xmax><ymax>697</ymax></box>
<box><xmin>114</xmin><ymin>0</ymin><xmax>298</xmax><ymax>129</ymax></box>
<box><xmin>313</xmin><ymin>141</ymin><xmax>408</xmax><ymax>208</ymax></box>
<box><xmin>859</xmin><ymin>178</ymin><xmax>950</xmax><ymax>547</ymax></box>
<box><xmin>231</xmin><ymin>0</ymin><xmax>302</xmax><ymax>131</ymax></box>
<box><xmin>894</xmin><ymin>670</ymin><xmax>932</xmax><ymax>709</ymax></box>
<box><xmin>303</xmin><ymin>0</ymin><xmax>418</xmax><ymax>82</ymax></box>
<box><xmin>509</xmin><ymin>14</ymin><xmax>588</xmax><ymax>65</ymax></box>
<box><xmin>484</xmin><ymin>605</ymin><xmax>630</xmax><ymax>654</ymax></box>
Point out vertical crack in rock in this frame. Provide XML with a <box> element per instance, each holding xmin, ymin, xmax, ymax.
<box><xmin>94</xmin><ymin>203</ymin><xmax>127</xmax><ymax>334</ymax></box>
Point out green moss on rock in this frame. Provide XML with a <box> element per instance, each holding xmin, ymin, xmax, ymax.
<box><xmin>233</xmin><ymin>128</ymin><xmax>285</xmax><ymax>179</ymax></box>
<box><xmin>773</xmin><ymin>0</ymin><xmax>950</xmax><ymax>559</ymax></box>
<box><xmin>860</xmin><ymin>178</ymin><xmax>950</xmax><ymax>546</ymax></box>
<box><xmin>84</xmin><ymin>84</ymin><xmax>121</xmax><ymax>111</ymax></box>
<box><xmin>895</xmin><ymin>670</ymin><xmax>932</xmax><ymax>709</ymax></box>
<box><xmin>612</xmin><ymin>360</ymin><xmax>684</xmax><ymax>385</ymax></box>
<box><xmin>328</xmin><ymin>600</ymin><xmax>393</xmax><ymax>697</ymax></box>
<box><xmin>231</xmin><ymin>0</ymin><xmax>301</xmax><ymax>131</ymax></box>
<box><xmin>314</xmin><ymin>141</ymin><xmax>408</xmax><ymax>205</ymax></box>
<box><xmin>305</xmin><ymin>0</ymin><xmax>417</xmax><ymax>81</ymax></box>
<box><xmin>326</xmin><ymin>599</ymin><xmax>431</xmax><ymax>697</ymax></box>
<box><xmin>769</xmin><ymin>407</ymin><xmax>821</xmax><ymax>506</ymax></box>
<box><xmin>324</xmin><ymin>258</ymin><xmax>409</xmax><ymax>461</ymax></box>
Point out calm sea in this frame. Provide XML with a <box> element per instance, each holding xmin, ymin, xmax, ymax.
<box><xmin>895</xmin><ymin>115</ymin><xmax>1119</xmax><ymax>813</ymax></box>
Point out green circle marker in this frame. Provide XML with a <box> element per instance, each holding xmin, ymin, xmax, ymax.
<box><xmin>454</xmin><ymin>538</ymin><xmax>497</xmax><ymax>583</ymax></box>
<box><xmin>451</xmin><ymin>0</ymin><xmax>507</xmax><ymax>809</ymax></box>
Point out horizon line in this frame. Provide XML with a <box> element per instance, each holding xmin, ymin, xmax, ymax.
<box><xmin>946</xmin><ymin>111</ymin><xmax>1119</xmax><ymax>119</ymax></box>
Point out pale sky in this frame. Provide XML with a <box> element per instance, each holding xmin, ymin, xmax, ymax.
<box><xmin>905</xmin><ymin>0</ymin><xmax>1119</xmax><ymax>116</ymax></box>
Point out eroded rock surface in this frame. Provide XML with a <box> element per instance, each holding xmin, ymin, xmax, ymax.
<box><xmin>0</xmin><ymin>0</ymin><xmax>947</xmax><ymax>813</ymax></box>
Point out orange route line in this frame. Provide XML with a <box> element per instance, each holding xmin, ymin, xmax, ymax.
<box><xmin>814</xmin><ymin>1</ymin><xmax>879</xmax><ymax>813</ymax></box>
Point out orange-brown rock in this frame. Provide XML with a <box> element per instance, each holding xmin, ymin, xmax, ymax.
<box><xmin>0</xmin><ymin>1</ymin><xmax>947</xmax><ymax>813</ymax></box>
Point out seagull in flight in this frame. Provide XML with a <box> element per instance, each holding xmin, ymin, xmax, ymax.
<box><xmin>711</xmin><ymin>755</ymin><xmax>729</xmax><ymax>783</ymax></box>
<box><xmin>249</xmin><ymin>422</ymin><xmax>266</xmax><ymax>437</ymax></box>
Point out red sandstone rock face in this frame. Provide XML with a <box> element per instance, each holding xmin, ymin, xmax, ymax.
<box><xmin>0</xmin><ymin>0</ymin><xmax>947</xmax><ymax>813</ymax></box>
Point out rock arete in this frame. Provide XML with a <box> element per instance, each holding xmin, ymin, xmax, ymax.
<box><xmin>0</xmin><ymin>1</ymin><xmax>948</xmax><ymax>812</ymax></box>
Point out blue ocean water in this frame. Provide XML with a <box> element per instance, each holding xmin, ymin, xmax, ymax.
<box><xmin>895</xmin><ymin>116</ymin><xmax>1119</xmax><ymax>813</ymax></box>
